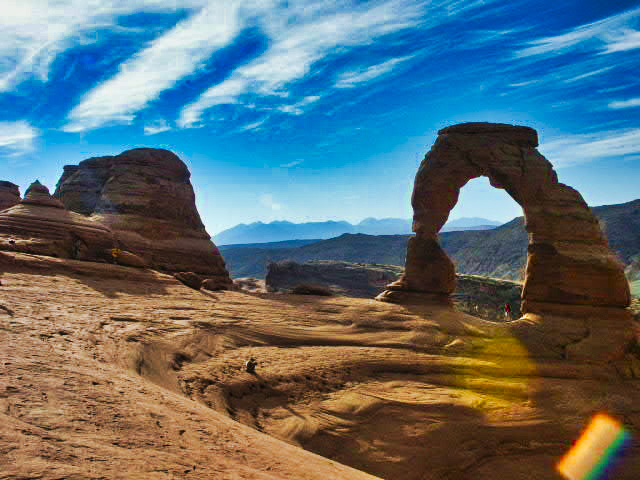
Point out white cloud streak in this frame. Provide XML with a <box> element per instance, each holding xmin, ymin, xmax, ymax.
<box><xmin>0</xmin><ymin>121</ymin><xmax>39</xmax><ymax>156</ymax></box>
<box><xmin>239</xmin><ymin>118</ymin><xmax>268</xmax><ymax>131</ymax></box>
<box><xmin>608</xmin><ymin>98</ymin><xmax>640</xmax><ymax>110</ymax></box>
<box><xmin>0</xmin><ymin>0</ymin><xmax>210</xmax><ymax>93</ymax></box>
<box><xmin>515</xmin><ymin>5</ymin><xmax>640</xmax><ymax>58</ymax></box>
<box><xmin>143</xmin><ymin>118</ymin><xmax>172</xmax><ymax>135</ymax></box>
<box><xmin>602</xmin><ymin>27</ymin><xmax>640</xmax><ymax>54</ymax></box>
<box><xmin>562</xmin><ymin>66</ymin><xmax>613</xmax><ymax>83</ymax></box>
<box><xmin>64</xmin><ymin>1</ymin><xmax>244</xmax><ymax>132</ymax></box>
<box><xmin>335</xmin><ymin>55</ymin><xmax>414</xmax><ymax>88</ymax></box>
<box><xmin>280</xmin><ymin>159</ymin><xmax>304</xmax><ymax>168</ymax></box>
<box><xmin>178</xmin><ymin>0</ymin><xmax>431</xmax><ymax>127</ymax></box>
<box><xmin>508</xmin><ymin>80</ymin><xmax>539</xmax><ymax>88</ymax></box>
<box><xmin>3</xmin><ymin>0</ymin><xmax>501</xmax><ymax>134</ymax></box>
<box><xmin>539</xmin><ymin>128</ymin><xmax>640</xmax><ymax>167</ymax></box>
<box><xmin>277</xmin><ymin>96</ymin><xmax>321</xmax><ymax>115</ymax></box>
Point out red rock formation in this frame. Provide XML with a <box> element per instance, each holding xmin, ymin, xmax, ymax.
<box><xmin>0</xmin><ymin>181</ymin><xmax>115</xmax><ymax>262</ymax></box>
<box><xmin>378</xmin><ymin>122</ymin><xmax>630</xmax><ymax>315</ymax></box>
<box><xmin>174</xmin><ymin>271</ymin><xmax>203</xmax><ymax>290</ymax></box>
<box><xmin>0</xmin><ymin>181</ymin><xmax>20</xmax><ymax>211</ymax></box>
<box><xmin>55</xmin><ymin>148</ymin><xmax>231</xmax><ymax>286</ymax></box>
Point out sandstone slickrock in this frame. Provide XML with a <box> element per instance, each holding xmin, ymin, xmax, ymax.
<box><xmin>0</xmin><ymin>180</ymin><xmax>20</xmax><ymax>211</ymax></box>
<box><xmin>0</xmin><ymin>180</ymin><xmax>115</xmax><ymax>262</ymax></box>
<box><xmin>55</xmin><ymin>148</ymin><xmax>232</xmax><ymax>287</ymax></box>
<box><xmin>290</xmin><ymin>283</ymin><xmax>333</xmax><ymax>295</ymax></box>
<box><xmin>202</xmin><ymin>277</ymin><xmax>235</xmax><ymax>291</ymax></box>
<box><xmin>379</xmin><ymin>123</ymin><xmax>630</xmax><ymax>316</ymax></box>
<box><xmin>2</xmin><ymin>248</ymin><xmax>640</xmax><ymax>480</ymax></box>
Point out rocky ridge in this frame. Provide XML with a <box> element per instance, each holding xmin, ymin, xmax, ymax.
<box><xmin>54</xmin><ymin>148</ymin><xmax>231</xmax><ymax>285</ymax></box>
<box><xmin>219</xmin><ymin>198</ymin><xmax>639</xmax><ymax>283</ymax></box>
<box><xmin>0</xmin><ymin>180</ymin><xmax>20</xmax><ymax>211</ymax></box>
<box><xmin>0</xmin><ymin>181</ymin><xmax>116</xmax><ymax>263</ymax></box>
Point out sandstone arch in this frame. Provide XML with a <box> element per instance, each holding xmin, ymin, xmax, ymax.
<box><xmin>377</xmin><ymin>123</ymin><xmax>630</xmax><ymax>315</ymax></box>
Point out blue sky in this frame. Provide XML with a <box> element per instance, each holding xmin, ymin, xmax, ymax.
<box><xmin>1</xmin><ymin>0</ymin><xmax>639</xmax><ymax>235</ymax></box>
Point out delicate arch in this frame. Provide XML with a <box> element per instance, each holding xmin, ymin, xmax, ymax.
<box><xmin>378</xmin><ymin>123</ymin><xmax>630</xmax><ymax>314</ymax></box>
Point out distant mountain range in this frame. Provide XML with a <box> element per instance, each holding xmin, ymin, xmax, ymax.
<box><xmin>213</xmin><ymin>217</ymin><xmax>501</xmax><ymax>245</ymax></box>
<box><xmin>218</xmin><ymin>199</ymin><xmax>640</xmax><ymax>283</ymax></box>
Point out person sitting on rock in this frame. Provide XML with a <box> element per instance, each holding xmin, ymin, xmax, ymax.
<box><xmin>245</xmin><ymin>357</ymin><xmax>258</xmax><ymax>374</ymax></box>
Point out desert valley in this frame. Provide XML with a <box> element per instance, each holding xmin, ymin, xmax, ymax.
<box><xmin>1</xmin><ymin>123</ymin><xmax>639</xmax><ymax>480</ymax></box>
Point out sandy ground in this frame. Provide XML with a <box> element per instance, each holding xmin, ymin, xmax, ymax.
<box><xmin>1</xmin><ymin>251</ymin><xmax>639</xmax><ymax>479</ymax></box>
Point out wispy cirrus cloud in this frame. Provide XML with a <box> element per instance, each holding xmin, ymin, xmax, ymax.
<box><xmin>540</xmin><ymin>128</ymin><xmax>640</xmax><ymax>167</ymax></box>
<box><xmin>515</xmin><ymin>5</ymin><xmax>640</xmax><ymax>58</ymax></box>
<box><xmin>5</xmin><ymin>0</ymin><xmax>503</xmax><ymax>135</ymax></box>
<box><xmin>179</xmin><ymin>0</ymin><xmax>483</xmax><ymax>128</ymax></box>
<box><xmin>64</xmin><ymin>1</ymin><xmax>243</xmax><ymax>132</ymax></box>
<box><xmin>277</xmin><ymin>96</ymin><xmax>321</xmax><ymax>115</ymax></box>
<box><xmin>608</xmin><ymin>98</ymin><xmax>640</xmax><ymax>110</ymax></box>
<box><xmin>508</xmin><ymin>80</ymin><xmax>540</xmax><ymax>88</ymax></box>
<box><xmin>335</xmin><ymin>55</ymin><xmax>415</xmax><ymax>88</ymax></box>
<box><xmin>0</xmin><ymin>121</ymin><xmax>38</xmax><ymax>156</ymax></box>
<box><xmin>280</xmin><ymin>159</ymin><xmax>304</xmax><ymax>168</ymax></box>
<box><xmin>143</xmin><ymin>118</ymin><xmax>172</xmax><ymax>135</ymax></box>
<box><xmin>239</xmin><ymin>117</ymin><xmax>268</xmax><ymax>132</ymax></box>
<box><xmin>0</xmin><ymin>0</ymin><xmax>210</xmax><ymax>93</ymax></box>
<box><xmin>562</xmin><ymin>66</ymin><xmax>613</xmax><ymax>84</ymax></box>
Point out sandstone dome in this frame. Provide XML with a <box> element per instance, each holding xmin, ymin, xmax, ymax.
<box><xmin>0</xmin><ymin>180</ymin><xmax>115</xmax><ymax>261</ymax></box>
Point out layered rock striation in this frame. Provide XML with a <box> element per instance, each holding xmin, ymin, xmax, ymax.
<box><xmin>0</xmin><ymin>181</ymin><xmax>115</xmax><ymax>262</ymax></box>
<box><xmin>55</xmin><ymin>148</ymin><xmax>231</xmax><ymax>285</ymax></box>
<box><xmin>0</xmin><ymin>181</ymin><xmax>20</xmax><ymax>211</ymax></box>
<box><xmin>378</xmin><ymin>122</ymin><xmax>630</xmax><ymax>316</ymax></box>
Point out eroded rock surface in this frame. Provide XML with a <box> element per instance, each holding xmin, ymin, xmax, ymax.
<box><xmin>0</xmin><ymin>181</ymin><xmax>115</xmax><ymax>262</ymax></box>
<box><xmin>0</xmin><ymin>180</ymin><xmax>20</xmax><ymax>211</ymax></box>
<box><xmin>380</xmin><ymin>123</ymin><xmax>630</xmax><ymax>315</ymax></box>
<box><xmin>2</xmin><ymin>251</ymin><xmax>639</xmax><ymax>480</ymax></box>
<box><xmin>55</xmin><ymin>148</ymin><xmax>232</xmax><ymax>286</ymax></box>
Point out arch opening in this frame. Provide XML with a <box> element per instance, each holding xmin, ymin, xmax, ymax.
<box><xmin>444</xmin><ymin>177</ymin><xmax>525</xmax><ymax>321</ymax></box>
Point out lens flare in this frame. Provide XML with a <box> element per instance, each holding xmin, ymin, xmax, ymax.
<box><xmin>557</xmin><ymin>413</ymin><xmax>631</xmax><ymax>480</ymax></box>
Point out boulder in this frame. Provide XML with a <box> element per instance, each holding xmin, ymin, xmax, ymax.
<box><xmin>115</xmin><ymin>250</ymin><xmax>147</xmax><ymax>268</ymax></box>
<box><xmin>174</xmin><ymin>272</ymin><xmax>203</xmax><ymax>290</ymax></box>
<box><xmin>378</xmin><ymin>122</ymin><xmax>630</xmax><ymax>316</ymax></box>
<box><xmin>201</xmin><ymin>276</ymin><xmax>234</xmax><ymax>291</ymax></box>
<box><xmin>0</xmin><ymin>181</ymin><xmax>20</xmax><ymax>211</ymax></box>
<box><xmin>54</xmin><ymin>148</ymin><xmax>231</xmax><ymax>282</ymax></box>
<box><xmin>0</xmin><ymin>181</ymin><xmax>115</xmax><ymax>262</ymax></box>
